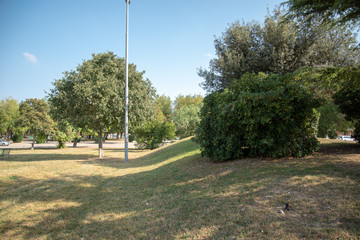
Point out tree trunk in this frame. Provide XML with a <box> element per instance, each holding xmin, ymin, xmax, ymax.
<box><xmin>31</xmin><ymin>131</ymin><xmax>36</xmax><ymax>150</ymax></box>
<box><xmin>103</xmin><ymin>132</ymin><xmax>108</xmax><ymax>142</ymax></box>
<box><xmin>98</xmin><ymin>131</ymin><xmax>104</xmax><ymax>158</ymax></box>
<box><xmin>117</xmin><ymin>132</ymin><xmax>120</xmax><ymax>140</ymax></box>
<box><xmin>73</xmin><ymin>137</ymin><xmax>78</xmax><ymax>148</ymax></box>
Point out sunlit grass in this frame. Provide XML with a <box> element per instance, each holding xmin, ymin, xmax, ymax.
<box><xmin>0</xmin><ymin>138</ymin><xmax>359</xmax><ymax>239</ymax></box>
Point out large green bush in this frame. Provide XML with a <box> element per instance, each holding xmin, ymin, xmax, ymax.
<box><xmin>195</xmin><ymin>73</ymin><xmax>321</xmax><ymax>162</ymax></box>
<box><xmin>133</xmin><ymin>120</ymin><xmax>176</xmax><ymax>150</ymax></box>
<box><xmin>11</xmin><ymin>134</ymin><xmax>23</xmax><ymax>143</ymax></box>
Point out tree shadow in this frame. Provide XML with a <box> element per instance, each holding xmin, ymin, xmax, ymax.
<box><xmin>81</xmin><ymin>139</ymin><xmax>200</xmax><ymax>169</ymax></box>
<box><xmin>1</xmin><ymin>140</ymin><xmax>359</xmax><ymax>239</ymax></box>
<box><xmin>318</xmin><ymin>141</ymin><xmax>360</xmax><ymax>155</ymax></box>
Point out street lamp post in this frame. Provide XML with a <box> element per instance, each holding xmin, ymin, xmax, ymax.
<box><xmin>124</xmin><ymin>0</ymin><xmax>130</xmax><ymax>162</ymax></box>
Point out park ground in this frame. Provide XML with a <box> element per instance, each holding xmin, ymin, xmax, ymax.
<box><xmin>0</xmin><ymin>138</ymin><xmax>359</xmax><ymax>239</ymax></box>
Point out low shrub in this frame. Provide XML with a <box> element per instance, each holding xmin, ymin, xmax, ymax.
<box><xmin>133</xmin><ymin>120</ymin><xmax>176</xmax><ymax>149</ymax></box>
<box><xmin>35</xmin><ymin>133</ymin><xmax>48</xmax><ymax>144</ymax></box>
<box><xmin>11</xmin><ymin>134</ymin><xmax>23</xmax><ymax>143</ymax></box>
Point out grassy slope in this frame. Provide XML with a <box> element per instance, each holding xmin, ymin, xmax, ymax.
<box><xmin>0</xmin><ymin>138</ymin><xmax>359</xmax><ymax>239</ymax></box>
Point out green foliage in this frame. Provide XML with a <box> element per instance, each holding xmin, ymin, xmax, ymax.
<box><xmin>133</xmin><ymin>120</ymin><xmax>176</xmax><ymax>150</ymax></box>
<box><xmin>11</xmin><ymin>134</ymin><xmax>23</xmax><ymax>143</ymax></box>
<box><xmin>52</xmin><ymin>121</ymin><xmax>79</xmax><ymax>148</ymax></box>
<box><xmin>173</xmin><ymin>104</ymin><xmax>202</xmax><ymax>138</ymax></box>
<box><xmin>333</xmin><ymin>70</ymin><xmax>360</xmax><ymax>142</ymax></box>
<box><xmin>172</xmin><ymin>94</ymin><xmax>203</xmax><ymax>138</ymax></box>
<box><xmin>155</xmin><ymin>95</ymin><xmax>172</xmax><ymax>121</ymax></box>
<box><xmin>35</xmin><ymin>133</ymin><xmax>48</xmax><ymax>144</ymax></box>
<box><xmin>195</xmin><ymin>73</ymin><xmax>320</xmax><ymax>162</ymax></box>
<box><xmin>48</xmin><ymin>52</ymin><xmax>156</xmax><ymax>157</ymax></box>
<box><xmin>292</xmin><ymin>67</ymin><xmax>360</xmax><ymax>100</ymax></box>
<box><xmin>174</xmin><ymin>94</ymin><xmax>203</xmax><ymax>109</ymax></box>
<box><xmin>199</xmin><ymin>8</ymin><xmax>359</xmax><ymax>92</ymax></box>
<box><xmin>283</xmin><ymin>0</ymin><xmax>360</xmax><ymax>27</ymax></box>
<box><xmin>0</xmin><ymin>97</ymin><xmax>19</xmax><ymax>139</ymax></box>
<box><xmin>317</xmin><ymin>101</ymin><xmax>353</xmax><ymax>138</ymax></box>
<box><xmin>18</xmin><ymin>98</ymin><xmax>54</xmax><ymax>139</ymax></box>
<box><xmin>353</xmin><ymin>122</ymin><xmax>360</xmax><ymax>142</ymax></box>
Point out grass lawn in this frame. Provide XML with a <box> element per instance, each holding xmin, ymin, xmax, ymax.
<box><xmin>0</xmin><ymin>138</ymin><xmax>359</xmax><ymax>239</ymax></box>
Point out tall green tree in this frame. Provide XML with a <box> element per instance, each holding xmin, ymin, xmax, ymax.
<box><xmin>317</xmin><ymin>101</ymin><xmax>353</xmax><ymax>138</ymax></box>
<box><xmin>18</xmin><ymin>98</ymin><xmax>54</xmax><ymax>150</ymax></box>
<box><xmin>155</xmin><ymin>95</ymin><xmax>172</xmax><ymax>121</ymax></box>
<box><xmin>333</xmin><ymin>69</ymin><xmax>360</xmax><ymax>142</ymax></box>
<box><xmin>172</xmin><ymin>94</ymin><xmax>203</xmax><ymax>138</ymax></box>
<box><xmin>48</xmin><ymin>52</ymin><xmax>156</xmax><ymax>157</ymax></box>
<box><xmin>283</xmin><ymin>0</ymin><xmax>360</xmax><ymax>27</ymax></box>
<box><xmin>0</xmin><ymin>97</ymin><xmax>19</xmax><ymax>140</ymax></box>
<box><xmin>173</xmin><ymin>105</ymin><xmax>202</xmax><ymax>138</ymax></box>
<box><xmin>199</xmin><ymin>9</ymin><xmax>359</xmax><ymax>92</ymax></box>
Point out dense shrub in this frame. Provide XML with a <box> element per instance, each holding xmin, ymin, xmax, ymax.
<box><xmin>35</xmin><ymin>133</ymin><xmax>48</xmax><ymax>144</ymax></box>
<box><xmin>133</xmin><ymin>120</ymin><xmax>176</xmax><ymax>150</ymax></box>
<box><xmin>195</xmin><ymin>73</ymin><xmax>321</xmax><ymax>162</ymax></box>
<box><xmin>11</xmin><ymin>134</ymin><xmax>23</xmax><ymax>143</ymax></box>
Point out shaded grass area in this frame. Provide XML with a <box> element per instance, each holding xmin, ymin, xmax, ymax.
<box><xmin>0</xmin><ymin>138</ymin><xmax>359</xmax><ymax>239</ymax></box>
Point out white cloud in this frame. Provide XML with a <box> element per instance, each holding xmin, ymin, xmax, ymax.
<box><xmin>23</xmin><ymin>52</ymin><xmax>38</xmax><ymax>64</ymax></box>
<box><xmin>206</xmin><ymin>53</ymin><xmax>214</xmax><ymax>58</ymax></box>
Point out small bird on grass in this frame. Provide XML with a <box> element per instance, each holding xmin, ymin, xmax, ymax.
<box><xmin>284</xmin><ymin>203</ymin><xmax>290</xmax><ymax>211</ymax></box>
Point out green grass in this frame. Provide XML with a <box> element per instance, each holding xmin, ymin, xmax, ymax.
<box><xmin>0</xmin><ymin>138</ymin><xmax>359</xmax><ymax>239</ymax></box>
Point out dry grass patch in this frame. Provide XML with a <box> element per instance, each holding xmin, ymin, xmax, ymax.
<box><xmin>0</xmin><ymin>138</ymin><xmax>359</xmax><ymax>239</ymax></box>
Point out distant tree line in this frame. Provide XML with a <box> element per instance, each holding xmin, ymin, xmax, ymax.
<box><xmin>1</xmin><ymin>53</ymin><xmax>203</xmax><ymax>157</ymax></box>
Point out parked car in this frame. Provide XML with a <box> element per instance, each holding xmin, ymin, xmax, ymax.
<box><xmin>0</xmin><ymin>140</ymin><xmax>10</xmax><ymax>146</ymax></box>
<box><xmin>339</xmin><ymin>136</ymin><xmax>355</xmax><ymax>141</ymax></box>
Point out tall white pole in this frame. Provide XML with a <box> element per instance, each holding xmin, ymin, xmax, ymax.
<box><xmin>124</xmin><ymin>0</ymin><xmax>130</xmax><ymax>162</ymax></box>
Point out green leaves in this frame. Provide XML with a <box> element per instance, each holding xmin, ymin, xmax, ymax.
<box><xmin>172</xmin><ymin>94</ymin><xmax>203</xmax><ymax>138</ymax></box>
<box><xmin>0</xmin><ymin>97</ymin><xmax>19</xmax><ymax>139</ymax></box>
<box><xmin>199</xmin><ymin>8</ymin><xmax>359</xmax><ymax>92</ymax></box>
<box><xmin>48</xmin><ymin>52</ymin><xmax>157</xmax><ymax>156</ymax></box>
<box><xmin>133</xmin><ymin>120</ymin><xmax>176</xmax><ymax>150</ymax></box>
<box><xmin>19</xmin><ymin>98</ymin><xmax>54</xmax><ymax>136</ymax></box>
<box><xmin>283</xmin><ymin>0</ymin><xmax>360</xmax><ymax>27</ymax></box>
<box><xmin>195</xmin><ymin>73</ymin><xmax>320</xmax><ymax>161</ymax></box>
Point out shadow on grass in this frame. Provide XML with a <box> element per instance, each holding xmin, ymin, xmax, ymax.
<box><xmin>1</xmin><ymin>139</ymin><xmax>359</xmax><ymax>239</ymax></box>
<box><xmin>80</xmin><ymin>139</ymin><xmax>200</xmax><ymax>170</ymax></box>
<box><xmin>1</xmin><ymin>148</ymin><xmax>144</xmax><ymax>162</ymax></box>
<box><xmin>318</xmin><ymin>141</ymin><xmax>360</xmax><ymax>155</ymax></box>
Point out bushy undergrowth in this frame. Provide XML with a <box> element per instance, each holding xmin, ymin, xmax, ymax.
<box><xmin>195</xmin><ymin>73</ymin><xmax>321</xmax><ymax>161</ymax></box>
<box><xmin>35</xmin><ymin>133</ymin><xmax>48</xmax><ymax>144</ymax></box>
<box><xmin>133</xmin><ymin>120</ymin><xmax>176</xmax><ymax>149</ymax></box>
<box><xmin>11</xmin><ymin>134</ymin><xmax>23</xmax><ymax>143</ymax></box>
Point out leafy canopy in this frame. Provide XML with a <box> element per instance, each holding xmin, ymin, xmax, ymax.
<box><xmin>199</xmin><ymin>8</ymin><xmax>359</xmax><ymax>92</ymax></box>
<box><xmin>333</xmin><ymin>68</ymin><xmax>360</xmax><ymax>142</ymax></box>
<box><xmin>283</xmin><ymin>0</ymin><xmax>360</xmax><ymax>27</ymax></box>
<box><xmin>18</xmin><ymin>98</ymin><xmax>54</xmax><ymax>149</ymax></box>
<box><xmin>172</xmin><ymin>94</ymin><xmax>203</xmax><ymax>138</ymax></box>
<box><xmin>48</xmin><ymin>52</ymin><xmax>156</xmax><ymax>157</ymax></box>
<box><xmin>0</xmin><ymin>97</ymin><xmax>19</xmax><ymax>139</ymax></box>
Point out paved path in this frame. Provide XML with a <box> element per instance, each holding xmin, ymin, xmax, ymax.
<box><xmin>0</xmin><ymin>140</ymin><xmax>137</xmax><ymax>149</ymax></box>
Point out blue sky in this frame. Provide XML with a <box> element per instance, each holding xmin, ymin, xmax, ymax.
<box><xmin>1</xmin><ymin>0</ymin><xmax>289</xmax><ymax>102</ymax></box>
